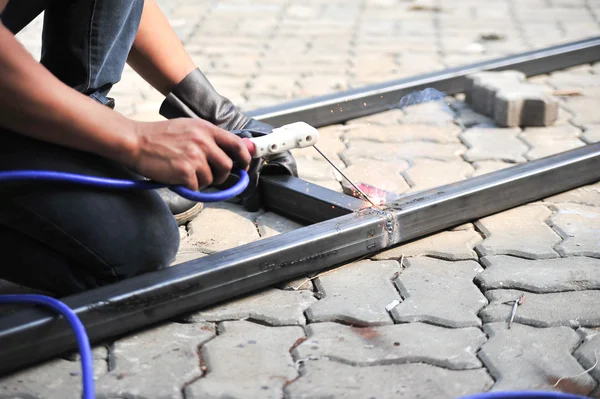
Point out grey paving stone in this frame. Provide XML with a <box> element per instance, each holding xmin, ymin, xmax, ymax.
<box><xmin>285</xmin><ymin>359</ymin><xmax>493</xmax><ymax>398</ymax></box>
<box><xmin>391</xmin><ymin>258</ymin><xmax>487</xmax><ymax>327</ymax></box>
<box><xmin>477</xmin><ymin>255</ymin><xmax>600</xmax><ymax>293</ymax></box>
<box><xmin>96</xmin><ymin>322</ymin><xmax>215</xmax><ymax>399</ymax></box>
<box><xmin>550</xmin><ymin>204</ymin><xmax>600</xmax><ymax>257</ymax></box>
<box><xmin>373</xmin><ymin>228</ymin><xmax>482</xmax><ymax>261</ymax></box>
<box><xmin>338</xmin><ymin>159</ymin><xmax>410</xmax><ymax>195</ymax></box>
<box><xmin>187</xmin><ymin>202</ymin><xmax>263</xmax><ymax>253</ymax></box>
<box><xmin>472</xmin><ymin>160</ymin><xmax>514</xmax><ymax>176</ymax></box>
<box><xmin>465</xmin><ymin>71</ymin><xmax>526</xmax><ymax>115</ymax></box>
<box><xmin>178</xmin><ymin>289</ymin><xmax>316</xmax><ymax>326</ymax></box>
<box><xmin>0</xmin><ymin>354</ymin><xmax>107</xmax><ymax>399</ymax></box>
<box><xmin>475</xmin><ymin>204</ymin><xmax>561</xmax><ymax>259</ymax></box>
<box><xmin>255</xmin><ymin>212</ymin><xmax>303</xmax><ymax>238</ymax></box>
<box><xmin>455</xmin><ymin>107</ymin><xmax>496</xmax><ymax>128</ymax></box>
<box><xmin>341</xmin><ymin>140</ymin><xmax>466</xmax><ymax>163</ymax></box>
<box><xmin>548</xmin><ymin>71</ymin><xmax>600</xmax><ymax>90</ymax></box>
<box><xmin>306</xmin><ymin>260</ymin><xmax>401</xmax><ymax>326</ymax></box>
<box><xmin>583</xmin><ymin>124</ymin><xmax>600</xmax><ymax>144</ymax></box>
<box><xmin>401</xmin><ymin>101</ymin><xmax>456</xmax><ymax>126</ymax></box>
<box><xmin>345</xmin><ymin>109</ymin><xmax>405</xmax><ymax>126</ymax></box>
<box><xmin>294</xmin><ymin>322</ymin><xmax>486</xmax><ymax>369</ymax></box>
<box><xmin>404</xmin><ymin>158</ymin><xmax>474</xmax><ymax>192</ymax></box>
<box><xmin>574</xmin><ymin>333</ymin><xmax>600</xmax><ymax>384</ymax></box>
<box><xmin>520</xmin><ymin>125</ymin><xmax>586</xmax><ymax>160</ymax></box>
<box><xmin>461</xmin><ymin>127</ymin><xmax>528</xmax><ymax>162</ymax></box>
<box><xmin>479</xmin><ymin>322</ymin><xmax>596</xmax><ymax>393</ymax></box>
<box><xmin>544</xmin><ymin>182</ymin><xmax>600</xmax><ymax>207</ymax></box>
<box><xmin>480</xmin><ymin>289</ymin><xmax>600</xmax><ymax>328</ymax></box>
<box><xmin>294</xmin><ymin>156</ymin><xmax>339</xmax><ymax>182</ymax></box>
<box><xmin>185</xmin><ymin>321</ymin><xmax>304</xmax><ymax>399</ymax></box>
<box><xmin>494</xmin><ymin>84</ymin><xmax>559</xmax><ymax>127</ymax></box>
<box><xmin>342</xmin><ymin>123</ymin><xmax>462</xmax><ymax>143</ymax></box>
<box><xmin>567</xmin><ymin>97</ymin><xmax>600</xmax><ymax>127</ymax></box>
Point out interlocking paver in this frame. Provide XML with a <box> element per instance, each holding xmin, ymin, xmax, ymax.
<box><xmin>461</xmin><ymin>127</ymin><xmax>528</xmax><ymax>162</ymax></box>
<box><xmin>465</xmin><ymin>71</ymin><xmax>525</xmax><ymax>115</ymax></box>
<box><xmin>391</xmin><ymin>258</ymin><xmax>487</xmax><ymax>327</ymax></box>
<box><xmin>341</xmin><ymin>140</ymin><xmax>466</xmax><ymax>164</ymax></box>
<box><xmin>187</xmin><ymin>202</ymin><xmax>263</xmax><ymax>253</ymax></box>
<box><xmin>374</xmin><ymin>228</ymin><xmax>482</xmax><ymax>261</ymax></box>
<box><xmin>475</xmin><ymin>205</ymin><xmax>561</xmax><ymax>259</ymax></box>
<box><xmin>479</xmin><ymin>323</ymin><xmax>596</xmax><ymax>394</ymax></box>
<box><xmin>338</xmin><ymin>159</ymin><xmax>410</xmax><ymax>195</ymax></box>
<box><xmin>494</xmin><ymin>84</ymin><xmax>559</xmax><ymax>127</ymax></box>
<box><xmin>472</xmin><ymin>160</ymin><xmax>514</xmax><ymax>176</ymax></box>
<box><xmin>255</xmin><ymin>212</ymin><xmax>303</xmax><ymax>238</ymax></box>
<box><xmin>574</xmin><ymin>333</ymin><xmax>600</xmax><ymax>385</ymax></box>
<box><xmin>342</xmin><ymin>123</ymin><xmax>462</xmax><ymax>143</ymax></box>
<box><xmin>582</xmin><ymin>124</ymin><xmax>600</xmax><ymax>144</ymax></box>
<box><xmin>455</xmin><ymin>107</ymin><xmax>496</xmax><ymax>128</ymax></box>
<box><xmin>185</xmin><ymin>321</ymin><xmax>303</xmax><ymax>399</ymax></box>
<box><xmin>548</xmin><ymin>71</ymin><xmax>600</xmax><ymax>91</ymax></box>
<box><xmin>477</xmin><ymin>255</ymin><xmax>600</xmax><ymax>292</ymax></box>
<box><xmin>567</xmin><ymin>97</ymin><xmax>600</xmax><ymax>127</ymax></box>
<box><xmin>401</xmin><ymin>101</ymin><xmax>456</xmax><ymax>126</ymax></box>
<box><xmin>0</xmin><ymin>352</ymin><xmax>106</xmax><ymax>399</ymax></box>
<box><xmin>520</xmin><ymin>125</ymin><xmax>586</xmax><ymax>160</ymax></box>
<box><xmin>305</xmin><ymin>260</ymin><xmax>401</xmax><ymax>326</ymax></box>
<box><xmin>544</xmin><ymin>182</ymin><xmax>600</xmax><ymax>207</ymax></box>
<box><xmin>550</xmin><ymin>204</ymin><xmax>600</xmax><ymax>257</ymax></box>
<box><xmin>480</xmin><ymin>289</ymin><xmax>600</xmax><ymax>327</ymax></box>
<box><xmin>178</xmin><ymin>289</ymin><xmax>316</xmax><ymax>326</ymax></box>
<box><xmin>285</xmin><ymin>359</ymin><xmax>494</xmax><ymax>398</ymax></box>
<box><xmin>345</xmin><ymin>109</ymin><xmax>405</xmax><ymax>126</ymax></box>
<box><xmin>96</xmin><ymin>322</ymin><xmax>215</xmax><ymax>399</ymax></box>
<box><xmin>404</xmin><ymin>158</ymin><xmax>474</xmax><ymax>192</ymax></box>
<box><xmin>294</xmin><ymin>322</ymin><xmax>486</xmax><ymax>369</ymax></box>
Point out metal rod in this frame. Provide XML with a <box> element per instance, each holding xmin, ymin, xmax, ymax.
<box><xmin>1</xmin><ymin>143</ymin><xmax>599</xmax><ymax>375</ymax></box>
<box><xmin>248</xmin><ymin>36</ymin><xmax>600</xmax><ymax>128</ymax></box>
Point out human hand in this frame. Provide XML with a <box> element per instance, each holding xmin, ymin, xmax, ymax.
<box><xmin>127</xmin><ymin>118</ymin><xmax>251</xmax><ymax>190</ymax></box>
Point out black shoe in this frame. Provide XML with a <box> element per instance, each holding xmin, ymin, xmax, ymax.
<box><xmin>156</xmin><ymin>188</ymin><xmax>204</xmax><ymax>225</ymax></box>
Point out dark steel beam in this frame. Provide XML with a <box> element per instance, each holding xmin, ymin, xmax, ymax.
<box><xmin>247</xmin><ymin>36</ymin><xmax>600</xmax><ymax>128</ymax></box>
<box><xmin>1</xmin><ymin>143</ymin><xmax>599</xmax><ymax>375</ymax></box>
<box><xmin>259</xmin><ymin>175</ymin><xmax>367</xmax><ymax>224</ymax></box>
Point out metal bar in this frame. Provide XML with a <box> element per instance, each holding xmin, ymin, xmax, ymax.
<box><xmin>1</xmin><ymin>143</ymin><xmax>599</xmax><ymax>375</ymax></box>
<box><xmin>260</xmin><ymin>175</ymin><xmax>368</xmax><ymax>224</ymax></box>
<box><xmin>247</xmin><ymin>36</ymin><xmax>600</xmax><ymax>128</ymax></box>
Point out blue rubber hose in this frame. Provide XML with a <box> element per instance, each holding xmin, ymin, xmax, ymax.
<box><xmin>460</xmin><ymin>391</ymin><xmax>591</xmax><ymax>399</ymax></box>
<box><xmin>0</xmin><ymin>295</ymin><xmax>94</xmax><ymax>399</ymax></box>
<box><xmin>0</xmin><ymin>169</ymin><xmax>250</xmax><ymax>203</ymax></box>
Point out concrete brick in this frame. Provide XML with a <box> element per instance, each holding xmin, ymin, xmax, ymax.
<box><xmin>306</xmin><ymin>260</ymin><xmax>401</xmax><ymax>326</ymax></box>
<box><xmin>520</xmin><ymin>125</ymin><xmax>586</xmax><ymax>160</ymax></box>
<box><xmin>404</xmin><ymin>158</ymin><xmax>474</xmax><ymax>192</ymax></box>
<box><xmin>338</xmin><ymin>159</ymin><xmax>410</xmax><ymax>195</ymax></box>
<box><xmin>185</xmin><ymin>321</ymin><xmax>303</xmax><ymax>399</ymax></box>
<box><xmin>479</xmin><ymin>323</ymin><xmax>596</xmax><ymax>393</ymax></box>
<box><xmin>96</xmin><ymin>322</ymin><xmax>215</xmax><ymax>399</ymax></box>
<box><xmin>477</xmin><ymin>255</ymin><xmax>600</xmax><ymax>293</ymax></box>
<box><xmin>285</xmin><ymin>359</ymin><xmax>493</xmax><ymax>398</ymax></box>
<box><xmin>461</xmin><ymin>127</ymin><xmax>528</xmax><ymax>162</ymax></box>
<box><xmin>401</xmin><ymin>101</ymin><xmax>456</xmax><ymax>126</ymax></box>
<box><xmin>582</xmin><ymin>124</ymin><xmax>600</xmax><ymax>143</ymax></box>
<box><xmin>566</xmin><ymin>97</ymin><xmax>600</xmax><ymax>127</ymax></box>
<box><xmin>472</xmin><ymin>160</ymin><xmax>514</xmax><ymax>176</ymax></box>
<box><xmin>345</xmin><ymin>109</ymin><xmax>405</xmax><ymax>126</ymax></box>
<box><xmin>494</xmin><ymin>84</ymin><xmax>559</xmax><ymax>127</ymax></box>
<box><xmin>0</xmin><ymin>352</ymin><xmax>107</xmax><ymax>399</ymax></box>
<box><xmin>341</xmin><ymin>140</ymin><xmax>466</xmax><ymax>163</ymax></box>
<box><xmin>178</xmin><ymin>289</ymin><xmax>316</xmax><ymax>326</ymax></box>
<box><xmin>480</xmin><ymin>289</ymin><xmax>600</xmax><ymax>328</ymax></box>
<box><xmin>465</xmin><ymin>71</ymin><xmax>526</xmax><ymax>114</ymax></box>
<box><xmin>294</xmin><ymin>322</ymin><xmax>486</xmax><ymax>369</ymax></box>
<box><xmin>373</xmin><ymin>228</ymin><xmax>483</xmax><ymax>261</ymax></box>
<box><xmin>550</xmin><ymin>204</ymin><xmax>600</xmax><ymax>257</ymax></box>
<box><xmin>187</xmin><ymin>202</ymin><xmax>263</xmax><ymax>253</ymax></box>
<box><xmin>475</xmin><ymin>204</ymin><xmax>561</xmax><ymax>259</ymax></box>
<box><xmin>391</xmin><ymin>258</ymin><xmax>487</xmax><ymax>327</ymax></box>
<box><xmin>255</xmin><ymin>212</ymin><xmax>303</xmax><ymax>238</ymax></box>
<box><xmin>342</xmin><ymin>123</ymin><xmax>462</xmax><ymax>144</ymax></box>
<box><xmin>574</xmin><ymin>333</ymin><xmax>600</xmax><ymax>385</ymax></box>
<box><xmin>544</xmin><ymin>182</ymin><xmax>600</xmax><ymax>207</ymax></box>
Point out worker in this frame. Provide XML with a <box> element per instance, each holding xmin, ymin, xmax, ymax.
<box><xmin>0</xmin><ymin>0</ymin><xmax>297</xmax><ymax>296</ymax></box>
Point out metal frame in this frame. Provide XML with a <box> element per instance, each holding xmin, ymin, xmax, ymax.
<box><xmin>1</xmin><ymin>38</ymin><xmax>600</xmax><ymax>375</ymax></box>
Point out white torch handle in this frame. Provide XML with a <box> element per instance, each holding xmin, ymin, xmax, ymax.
<box><xmin>249</xmin><ymin>122</ymin><xmax>319</xmax><ymax>158</ymax></box>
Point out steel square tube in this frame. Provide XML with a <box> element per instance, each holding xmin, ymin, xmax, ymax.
<box><xmin>0</xmin><ymin>143</ymin><xmax>599</xmax><ymax>375</ymax></box>
<box><xmin>248</xmin><ymin>36</ymin><xmax>600</xmax><ymax>128</ymax></box>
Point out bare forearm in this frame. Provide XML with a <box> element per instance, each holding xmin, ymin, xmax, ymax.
<box><xmin>127</xmin><ymin>0</ymin><xmax>196</xmax><ymax>96</ymax></box>
<box><xmin>0</xmin><ymin>22</ymin><xmax>138</xmax><ymax>165</ymax></box>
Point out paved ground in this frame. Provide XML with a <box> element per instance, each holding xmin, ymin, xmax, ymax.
<box><xmin>1</xmin><ymin>0</ymin><xmax>600</xmax><ymax>398</ymax></box>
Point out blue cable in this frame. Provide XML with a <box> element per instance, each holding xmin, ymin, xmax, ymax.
<box><xmin>0</xmin><ymin>169</ymin><xmax>250</xmax><ymax>203</ymax></box>
<box><xmin>0</xmin><ymin>295</ymin><xmax>94</xmax><ymax>399</ymax></box>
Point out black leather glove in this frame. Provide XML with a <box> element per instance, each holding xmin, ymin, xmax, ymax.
<box><xmin>159</xmin><ymin>68</ymin><xmax>298</xmax><ymax>211</ymax></box>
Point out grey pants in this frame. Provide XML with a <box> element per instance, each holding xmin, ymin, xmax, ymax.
<box><xmin>0</xmin><ymin>0</ymin><xmax>180</xmax><ymax>296</ymax></box>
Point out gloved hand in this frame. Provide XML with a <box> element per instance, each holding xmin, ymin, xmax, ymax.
<box><xmin>159</xmin><ymin>68</ymin><xmax>298</xmax><ymax>211</ymax></box>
